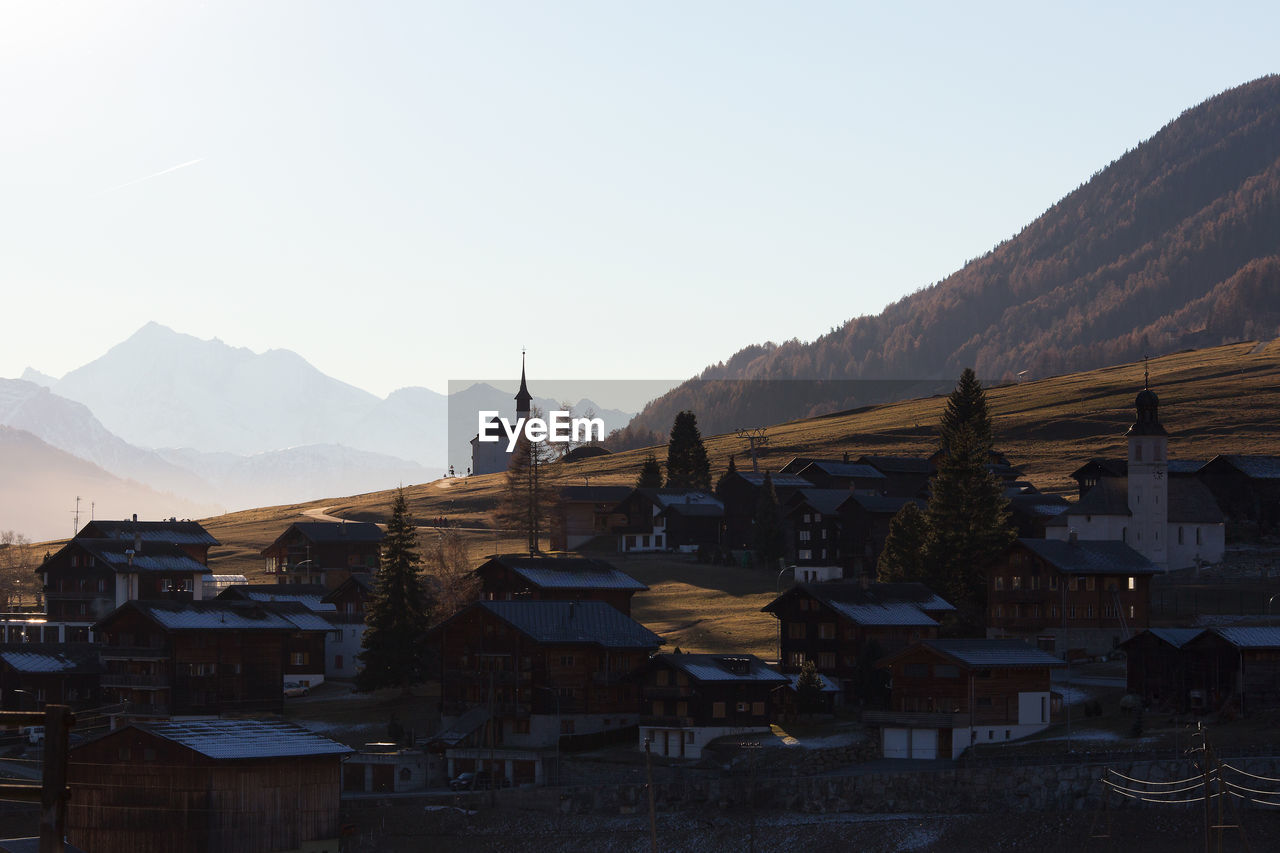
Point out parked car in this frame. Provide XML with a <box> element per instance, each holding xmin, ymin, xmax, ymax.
<box><xmin>449</xmin><ymin>770</ymin><xmax>507</xmax><ymax>791</ymax></box>
<box><xmin>283</xmin><ymin>682</ymin><xmax>310</xmax><ymax>698</ymax></box>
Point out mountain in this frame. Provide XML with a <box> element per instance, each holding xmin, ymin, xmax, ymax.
<box><xmin>0</xmin><ymin>425</ymin><xmax>218</xmax><ymax>542</ymax></box>
<box><xmin>0</xmin><ymin>378</ymin><xmax>214</xmax><ymax>500</ymax></box>
<box><xmin>19</xmin><ymin>367</ymin><xmax>56</xmax><ymax>387</ymax></box>
<box><xmin>338</xmin><ymin>385</ymin><xmax>450</xmax><ymax>468</ymax></box>
<box><xmin>156</xmin><ymin>445</ymin><xmax>441</xmax><ymax>510</ymax></box>
<box><xmin>624</xmin><ymin>75</ymin><xmax>1280</xmax><ymax>439</ymax></box>
<box><xmin>52</xmin><ymin>322</ymin><xmax>380</xmax><ymax>456</ymax></box>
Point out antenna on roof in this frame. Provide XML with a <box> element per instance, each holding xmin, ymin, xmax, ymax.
<box><xmin>70</xmin><ymin>495</ymin><xmax>81</xmax><ymax>536</ymax></box>
<box><xmin>1143</xmin><ymin>355</ymin><xmax>1150</xmax><ymax>390</ymax></box>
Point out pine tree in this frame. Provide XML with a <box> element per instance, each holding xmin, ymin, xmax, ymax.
<box><xmin>752</xmin><ymin>471</ymin><xmax>785</xmax><ymax>567</ymax></box>
<box><xmin>925</xmin><ymin>423</ymin><xmax>1014</xmax><ymax>635</ymax></box>
<box><xmin>636</xmin><ymin>452</ymin><xmax>663</xmax><ymax>488</ymax></box>
<box><xmin>876</xmin><ymin>503</ymin><xmax>929</xmax><ymax>584</ymax></box>
<box><xmin>493</xmin><ymin>431</ymin><xmax>559</xmax><ymax>554</ymax></box>
<box><xmin>796</xmin><ymin>659</ymin><xmax>824</xmax><ymax>716</ymax></box>
<box><xmin>357</xmin><ymin>489</ymin><xmax>432</xmax><ymax>692</ymax></box>
<box><xmin>664</xmin><ymin>411</ymin><xmax>712</xmax><ymax>490</ymax></box>
<box><xmin>940</xmin><ymin>367</ymin><xmax>994</xmax><ymax>455</ymax></box>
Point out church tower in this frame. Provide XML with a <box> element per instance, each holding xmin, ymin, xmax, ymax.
<box><xmin>1126</xmin><ymin>364</ymin><xmax>1168</xmax><ymax>568</ymax></box>
<box><xmin>515</xmin><ymin>351</ymin><xmax>532</xmax><ymax>422</ymax></box>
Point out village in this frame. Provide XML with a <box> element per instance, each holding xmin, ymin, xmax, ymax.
<box><xmin>1</xmin><ymin>363</ymin><xmax>1279</xmax><ymax>853</ymax></box>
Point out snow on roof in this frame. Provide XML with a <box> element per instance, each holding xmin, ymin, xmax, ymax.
<box><xmin>0</xmin><ymin>649</ymin><xmax>85</xmax><ymax>673</ymax></box>
<box><xmin>826</xmin><ymin>600</ymin><xmax>939</xmax><ymax>627</ymax></box>
<box><xmin>128</xmin><ymin>601</ymin><xmax>332</xmax><ymax>632</ymax></box>
<box><xmin>241</xmin><ymin>591</ymin><xmax>337</xmax><ymax>612</ymax></box>
<box><xmin>483</xmin><ymin>554</ymin><xmax>647</xmax><ymax>591</ymax></box>
<box><xmin>659</xmin><ymin>654</ymin><xmax>788</xmax><ymax>684</ymax></box>
<box><xmin>134</xmin><ymin>719</ymin><xmax>353</xmax><ymax>760</ymax></box>
<box><xmin>924</xmin><ymin>639</ymin><xmax>1065</xmax><ymax>668</ymax></box>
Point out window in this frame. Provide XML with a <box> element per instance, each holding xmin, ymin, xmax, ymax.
<box><xmin>1129</xmin><ymin>605</ymin><xmax>1136</xmax><ymax>619</ymax></box>
<box><xmin>1086</xmin><ymin>605</ymin><xmax>1094</xmax><ymax>619</ymax></box>
<box><xmin>788</xmin><ymin>623</ymin><xmax>807</xmax><ymax>640</ymax></box>
<box><xmin>752</xmin><ymin>701</ymin><xmax>765</xmax><ymax>716</ymax></box>
<box><xmin>712</xmin><ymin>702</ymin><xmax>726</xmax><ymax>718</ymax></box>
<box><xmin>1128</xmin><ymin>576</ymin><xmax>1136</xmax><ymax>590</ymax></box>
<box><xmin>818</xmin><ymin>652</ymin><xmax>836</xmax><ymax>670</ymax></box>
<box><xmin>559</xmin><ymin>655</ymin><xmax>575</xmax><ymax>667</ymax></box>
<box><xmin>993</xmin><ymin>576</ymin><xmax>1004</xmax><ymax>591</ymax></box>
<box><xmin>934</xmin><ymin>665</ymin><xmax>959</xmax><ymax>679</ymax></box>
<box><xmin>290</xmin><ymin>652</ymin><xmax>309</xmax><ymax>666</ymax></box>
<box><xmin>656</xmin><ymin>670</ymin><xmax>669</xmax><ymax>686</ymax></box>
<box><xmin>798</xmin><ymin>531</ymin><xmax>811</xmax><ymax>543</ymax></box>
<box><xmin>1011</xmin><ymin>576</ymin><xmax>1022</xmax><ymax>591</ymax></box>
<box><xmin>787</xmin><ymin>652</ymin><xmax>806</xmax><ymax>667</ymax></box>
<box><xmin>1135</xmin><ymin>444</ymin><xmax>1142</xmax><ymax>462</ymax></box>
<box><xmin>903</xmin><ymin>663</ymin><xmax>929</xmax><ymax>678</ymax></box>
<box><xmin>686</xmin><ymin>732</ymin><xmax>695</xmax><ymax>744</ymax></box>
<box><xmin>818</xmin><ymin>623</ymin><xmax>836</xmax><ymax>640</ymax></box>
<box><xmin>798</xmin><ymin>549</ymin><xmax>812</xmax><ymax>561</ymax></box>
<box><xmin>736</xmin><ymin>701</ymin><xmax>749</xmax><ymax>713</ymax></box>
<box><xmin>1049</xmin><ymin>575</ymin><xmax>1058</xmax><ymax>590</ymax></box>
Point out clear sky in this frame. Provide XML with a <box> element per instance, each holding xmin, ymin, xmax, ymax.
<box><xmin>1</xmin><ymin>1</ymin><xmax>1276</xmax><ymax>399</ymax></box>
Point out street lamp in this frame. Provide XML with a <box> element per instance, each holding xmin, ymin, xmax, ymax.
<box><xmin>775</xmin><ymin>565</ymin><xmax>795</xmax><ymax>665</ymax></box>
<box><xmin>1269</xmin><ymin>594</ymin><xmax>1278</xmax><ymax>627</ymax></box>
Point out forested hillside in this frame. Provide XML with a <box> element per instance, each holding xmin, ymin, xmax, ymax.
<box><xmin>618</xmin><ymin>75</ymin><xmax>1280</xmax><ymax>441</ymax></box>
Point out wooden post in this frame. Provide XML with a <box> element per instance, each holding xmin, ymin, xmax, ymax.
<box><xmin>40</xmin><ymin>704</ymin><xmax>73</xmax><ymax>853</ymax></box>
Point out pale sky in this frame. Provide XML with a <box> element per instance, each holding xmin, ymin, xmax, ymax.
<box><xmin>1</xmin><ymin>1</ymin><xmax>1275</xmax><ymax>398</ymax></box>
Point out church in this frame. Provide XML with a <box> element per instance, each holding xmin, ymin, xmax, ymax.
<box><xmin>469</xmin><ymin>355</ymin><xmax>534</xmax><ymax>476</ymax></box>
<box><xmin>1044</xmin><ymin>377</ymin><xmax>1226</xmax><ymax>571</ymax></box>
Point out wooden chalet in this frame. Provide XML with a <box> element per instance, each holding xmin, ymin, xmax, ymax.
<box><xmin>214</xmin><ymin>584</ymin><xmax>347</xmax><ymax>683</ymax></box>
<box><xmin>323</xmin><ymin>573</ymin><xmax>374</xmax><ymax>678</ymax></box>
<box><xmin>611</xmin><ymin>489</ymin><xmax>724</xmax><ymax>554</ymax></box>
<box><xmin>1182</xmin><ymin>627</ymin><xmax>1280</xmax><ymax>716</ymax></box>
<box><xmin>762</xmin><ymin>581</ymin><xmax>952</xmax><ymax>697</ymax></box>
<box><xmin>1071</xmin><ymin>457</ymin><xmax>1206</xmax><ymax>500</ymax></box>
<box><xmin>94</xmin><ymin>600</ymin><xmax>332</xmax><ymax>717</ymax></box>
<box><xmin>784</xmin><ymin>489</ymin><xmax>853</xmax><ymax>571</ymax></box>
<box><xmin>715</xmin><ymin>469</ymin><xmax>811</xmax><ymax>551</ymax></box>
<box><xmin>639</xmin><ymin>653</ymin><xmax>788</xmax><ymax>759</ymax></box>
<box><xmin>75</xmin><ymin>517</ymin><xmax>218</xmax><ymax>563</ymax></box>
<box><xmin>1197</xmin><ymin>454</ymin><xmax>1280</xmax><ymax>533</ymax></box>
<box><xmin>790</xmin><ymin>459</ymin><xmax>887</xmax><ymax>493</ymax></box>
<box><xmin>551</xmin><ymin>485</ymin><xmax>632</xmax><ymax>551</ymax></box>
<box><xmin>1117</xmin><ymin>628</ymin><xmax>1203</xmax><ymax>712</ymax></box>
<box><xmin>429</xmin><ymin>599</ymin><xmax>660</xmax><ymax>786</ymax></box>
<box><xmin>67</xmin><ymin>719</ymin><xmax>351</xmax><ymax>853</ymax></box>
<box><xmin>261</xmin><ymin>521</ymin><xmax>383</xmax><ymax>589</ymax></box>
<box><xmin>866</xmin><ymin>639</ymin><xmax>1064</xmax><ymax>759</ymax></box>
<box><xmin>0</xmin><ymin>644</ymin><xmax>102</xmax><ymax>711</ymax></box>
<box><xmin>854</xmin><ymin>456</ymin><xmax>935</xmax><ymax>499</ymax></box>
<box><xmin>986</xmin><ymin>538</ymin><xmax>1160</xmax><ymax>657</ymax></box>
<box><xmin>1006</xmin><ymin>493</ymin><xmax>1070</xmax><ymax>538</ymax></box>
<box><xmin>475</xmin><ymin>553</ymin><xmax>647</xmax><ymax>615</ymax></box>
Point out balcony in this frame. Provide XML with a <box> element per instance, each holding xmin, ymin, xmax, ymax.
<box><xmin>639</xmin><ymin>715</ymin><xmax>695</xmax><ymax>728</ymax></box>
<box><xmin>101</xmin><ymin>672</ymin><xmax>171</xmax><ymax>689</ymax></box>
<box><xmin>444</xmin><ymin>669</ymin><xmax>533</xmax><ymax>687</ymax></box>
<box><xmin>642</xmin><ymin>685</ymin><xmax>694</xmax><ymax>699</ymax></box>
<box><xmin>592</xmin><ymin>671</ymin><xmax>634</xmax><ymax>686</ymax></box>
<box><xmin>99</xmin><ymin>646</ymin><xmax>170</xmax><ymax>660</ymax></box>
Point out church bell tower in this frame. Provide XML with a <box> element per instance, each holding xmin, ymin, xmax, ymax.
<box><xmin>1126</xmin><ymin>362</ymin><xmax>1168</xmax><ymax>569</ymax></box>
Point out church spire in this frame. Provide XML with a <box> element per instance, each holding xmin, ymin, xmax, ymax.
<box><xmin>515</xmin><ymin>350</ymin><xmax>532</xmax><ymax>417</ymax></box>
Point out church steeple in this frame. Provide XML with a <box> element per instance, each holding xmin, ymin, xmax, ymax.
<box><xmin>1126</xmin><ymin>358</ymin><xmax>1167</xmax><ymax>437</ymax></box>
<box><xmin>515</xmin><ymin>350</ymin><xmax>532</xmax><ymax>418</ymax></box>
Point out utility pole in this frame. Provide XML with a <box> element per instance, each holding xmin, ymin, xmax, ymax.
<box><xmin>735</xmin><ymin>428</ymin><xmax>769</xmax><ymax>473</ymax></box>
<box><xmin>644</xmin><ymin>737</ymin><xmax>658</xmax><ymax>853</ymax></box>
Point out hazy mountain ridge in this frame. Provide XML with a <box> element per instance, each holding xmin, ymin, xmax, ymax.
<box><xmin>625</xmin><ymin>75</ymin><xmax>1280</xmax><ymax>436</ymax></box>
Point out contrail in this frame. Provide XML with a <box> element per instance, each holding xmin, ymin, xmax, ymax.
<box><xmin>102</xmin><ymin>157</ymin><xmax>205</xmax><ymax>194</ymax></box>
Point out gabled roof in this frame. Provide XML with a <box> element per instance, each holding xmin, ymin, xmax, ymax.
<box><xmin>728</xmin><ymin>471</ymin><xmax>813</xmax><ymax>489</ymax></box>
<box><xmin>1064</xmin><ymin>478</ymin><xmax>1132</xmax><ymax>518</ymax></box>
<box><xmin>787</xmin><ymin>489</ymin><xmax>857</xmax><ymax>518</ymax></box>
<box><xmin>263</xmin><ymin>521</ymin><xmax>384</xmax><ymax>555</ymax></box>
<box><xmin>103</xmin><ymin>720</ymin><xmax>353</xmax><ymax>760</ymax></box>
<box><xmin>1006</xmin><ymin>493</ymin><xmax>1070</xmax><ymax>519</ymax></box>
<box><xmin>559</xmin><ymin>485</ymin><xmax>634</xmax><ymax>503</ymax></box>
<box><xmin>473</xmin><ymin>600</ymin><xmax>662</xmax><ymax>649</ymax></box>
<box><xmin>655</xmin><ymin>653</ymin><xmax>788</xmax><ymax>684</ymax></box>
<box><xmin>764</xmin><ymin>581</ymin><xmax>953</xmax><ymax>627</ymax></box>
<box><xmin>1167</xmin><ymin>478</ymin><xmax>1225</xmax><ymax>524</ymax></box>
<box><xmin>908</xmin><ymin>639</ymin><xmax>1066</xmax><ymax>668</ymax></box>
<box><xmin>856</xmin><ymin>456</ymin><xmax>935</xmax><ymax>475</ymax></box>
<box><xmin>1048</xmin><ymin>476</ymin><xmax>1223</xmax><ymax>525</ymax></box>
<box><xmin>96</xmin><ymin>600</ymin><xmax>333</xmax><ymax>633</ymax></box>
<box><xmin>1207</xmin><ymin>627</ymin><xmax>1280</xmax><ymax>649</ymax></box>
<box><xmin>477</xmin><ymin>554</ymin><xmax>647</xmax><ymax>592</ymax></box>
<box><xmin>0</xmin><ymin>644</ymin><xmax>102</xmax><ymax>675</ymax></box>
<box><xmin>323</xmin><ymin>572</ymin><xmax>374</xmax><ymax>602</ymax></box>
<box><xmin>70</xmin><ymin>540</ymin><xmax>213</xmax><ymax>575</ymax></box>
<box><xmin>216</xmin><ymin>584</ymin><xmax>336</xmax><ymax>613</ymax></box>
<box><xmin>1017</xmin><ymin>538</ymin><xmax>1161</xmax><ymax>575</ymax></box>
<box><xmin>1206</xmin><ymin>454</ymin><xmax>1280</xmax><ymax>480</ymax></box>
<box><xmin>77</xmin><ymin>519</ymin><xmax>219</xmax><ymax>548</ymax></box>
<box><xmin>1070</xmin><ymin>458</ymin><xmax>1128</xmax><ymax>480</ymax></box>
<box><xmin>842</xmin><ymin>494</ymin><xmax>922</xmax><ymax>515</ymax></box>
<box><xmin>795</xmin><ymin>461</ymin><xmax>886</xmax><ymax>481</ymax></box>
<box><xmin>1119</xmin><ymin>627</ymin><xmax>1203</xmax><ymax>650</ymax></box>
<box><xmin>637</xmin><ymin>489</ymin><xmax>723</xmax><ymax>511</ymax></box>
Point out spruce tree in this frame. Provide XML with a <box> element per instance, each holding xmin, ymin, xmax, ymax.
<box><xmin>357</xmin><ymin>489</ymin><xmax>432</xmax><ymax>692</ymax></box>
<box><xmin>664</xmin><ymin>411</ymin><xmax>712</xmax><ymax>490</ymax></box>
<box><xmin>752</xmin><ymin>471</ymin><xmax>785</xmax><ymax>567</ymax></box>
<box><xmin>636</xmin><ymin>452</ymin><xmax>663</xmax><ymax>488</ymax></box>
<box><xmin>940</xmin><ymin>367</ymin><xmax>994</xmax><ymax>455</ymax></box>
<box><xmin>924</xmin><ymin>423</ymin><xmax>1014</xmax><ymax>635</ymax></box>
<box><xmin>876</xmin><ymin>502</ymin><xmax>930</xmax><ymax>584</ymax></box>
<box><xmin>796</xmin><ymin>659</ymin><xmax>824</xmax><ymax>716</ymax></box>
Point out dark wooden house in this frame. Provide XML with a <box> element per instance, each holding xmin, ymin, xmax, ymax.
<box><xmin>67</xmin><ymin>719</ymin><xmax>351</xmax><ymax>853</ymax></box>
<box><xmin>715</xmin><ymin>469</ymin><xmax>811</xmax><ymax>551</ymax></box>
<box><xmin>790</xmin><ymin>460</ymin><xmax>887</xmax><ymax>493</ymax></box>
<box><xmin>261</xmin><ymin>521</ymin><xmax>383</xmax><ymax>589</ymax></box>
<box><xmin>551</xmin><ymin>485</ymin><xmax>632</xmax><ymax>551</ymax></box>
<box><xmin>867</xmin><ymin>639</ymin><xmax>1064</xmax><ymax>759</ymax></box>
<box><xmin>0</xmin><ymin>644</ymin><xmax>102</xmax><ymax>710</ymax></box>
<box><xmin>1117</xmin><ymin>627</ymin><xmax>1203</xmax><ymax>711</ymax></box>
<box><xmin>762</xmin><ymin>581</ymin><xmax>952</xmax><ymax>696</ymax></box>
<box><xmin>783</xmin><ymin>489</ymin><xmax>853</xmax><ymax>570</ymax></box>
<box><xmin>986</xmin><ymin>538</ymin><xmax>1160</xmax><ymax>657</ymax></box>
<box><xmin>639</xmin><ymin>653</ymin><xmax>788</xmax><ymax>759</ymax></box>
<box><xmin>94</xmin><ymin>600</ymin><xmax>332</xmax><ymax>717</ymax></box>
<box><xmin>612</xmin><ymin>489</ymin><xmax>724</xmax><ymax>554</ymax></box>
<box><xmin>1197</xmin><ymin>455</ymin><xmax>1280</xmax><ymax>533</ymax></box>
<box><xmin>1182</xmin><ymin>627</ymin><xmax>1280</xmax><ymax>716</ymax></box>
<box><xmin>429</xmin><ymin>599</ymin><xmax>660</xmax><ymax>786</ymax></box>
<box><xmin>475</xmin><ymin>553</ymin><xmax>647</xmax><ymax>615</ymax></box>
<box><xmin>854</xmin><ymin>456</ymin><xmax>935</xmax><ymax>499</ymax></box>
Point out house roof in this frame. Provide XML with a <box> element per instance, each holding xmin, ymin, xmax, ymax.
<box><xmin>121</xmin><ymin>719</ymin><xmax>353</xmax><ymax>760</ymax></box>
<box><xmin>655</xmin><ymin>653</ymin><xmax>788</xmax><ymax>684</ymax></box>
<box><xmin>77</xmin><ymin>519</ymin><xmax>219</xmax><ymax>548</ymax></box>
<box><xmin>1047</xmin><ymin>476</ymin><xmax>1223</xmax><ymax>525</ymax></box>
<box><xmin>264</xmin><ymin>521</ymin><xmax>385</xmax><ymax>555</ymax></box>
<box><xmin>216</xmin><ymin>584</ymin><xmax>336</xmax><ymax>612</ymax></box>
<box><xmin>843</xmin><ymin>494</ymin><xmax>923</xmax><ymax>515</ymax></box>
<box><xmin>1006</xmin><ymin>493</ymin><xmax>1070</xmax><ymax>519</ymax></box>
<box><xmin>1017</xmin><ymin>538</ymin><xmax>1162</xmax><ymax>575</ymax></box>
<box><xmin>475</xmin><ymin>600</ymin><xmax>662</xmax><ymax>649</ymax></box>
<box><xmin>73</xmin><ymin>540</ymin><xmax>213</xmax><ymax>575</ymax></box>
<box><xmin>1209</xmin><ymin>627</ymin><xmax>1280</xmax><ymax>649</ymax></box>
<box><xmin>764</xmin><ymin>581</ymin><xmax>953</xmax><ymax>626</ymax></box>
<box><xmin>783</xmin><ymin>671</ymin><xmax>841</xmax><ymax>693</ymax></box>
<box><xmin>730</xmin><ymin>471</ymin><xmax>813</xmax><ymax>489</ymax></box>
<box><xmin>559</xmin><ymin>485</ymin><xmax>634</xmax><ymax>503</ymax></box>
<box><xmin>1060</xmin><ymin>478</ymin><xmax>1132</xmax><ymax>519</ymax></box>
<box><xmin>1167</xmin><ymin>478</ymin><xmax>1225</xmax><ymax>524</ymax></box>
<box><xmin>428</xmin><ymin>706</ymin><xmax>491</xmax><ymax>747</ymax></box>
<box><xmin>1209</xmin><ymin>454</ymin><xmax>1280</xmax><ymax>480</ymax></box>
<box><xmin>323</xmin><ymin>572</ymin><xmax>374</xmax><ymax>601</ymax></box>
<box><xmin>1120</xmin><ymin>628</ymin><xmax>1203</xmax><ymax>650</ymax></box>
<box><xmin>637</xmin><ymin>490</ymin><xmax>724</xmax><ymax>511</ymax></box>
<box><xmin>97</xmin><ymin>600</ymin><xmax>334</xmax><ymax>633</ymax></box>
<box><xmin>788</xmin><ymin>489</ymin><xmax>857</xmax><ymax>517</ymax></box>
<box><xmin>856</xmin><ymin>456</ymin><xmax>935</xmax><ymax>475</ymax></box>
<box><xmin>478</xmin><ymin>554</ymin><xmax>647</xmax><ymax>592</ymax></box>
<box><xmin>0</xmin><ymin>838</ymin><xmax>88</xmax><ymax>853</ymax></box>
<box><xmin>915</xmin><ymin>639</ymin><xmax>1066</xmax><ymax>668</ymax></box>
<box><xmin>796</xmin><ymin>461</ymin><xmax>886</xmax><ymax>481</ymax></box>
<box><xmin>0</xmin><ymin>644</ymin><xmax>101</xmax><ymax>675</ymax></box>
